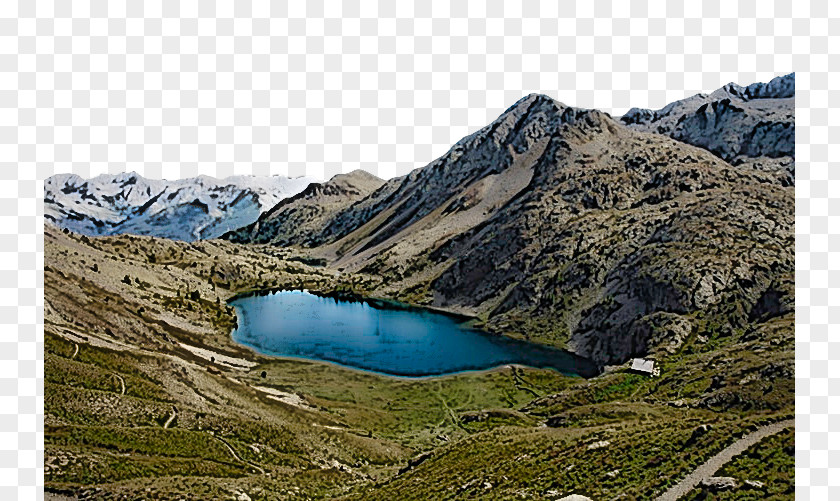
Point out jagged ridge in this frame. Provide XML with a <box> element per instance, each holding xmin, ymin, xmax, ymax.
<box><xmin>621</xmin><ymin>73</ymin><xmax>794</xmax><ymax>185</ymax></box>
<box><xmin>44</xmin><ymin>172</ymin><xmax>315</xmax><ymax>241</ymax></box>
<box><xmin>227</xmin><ymin>81</ymin><xmax>793</xmax><ymax>368</ymax></box>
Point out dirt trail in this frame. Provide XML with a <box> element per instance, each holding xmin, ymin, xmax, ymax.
<box><xmin>211</xmin><ymin>434</ymin><xmax>266</xmax><ymax>475</ymax></box>
<box><xmin>163</xmin><ymin>407</ymin><xmax>177</xmax><ymax>429</ymax></box>
<box><xmin>53</xmin><ymin>323</ymin><xmax>131</xmax><ymax>352</ymax></box>
<box><xmin>435</xmin><ymin>384</ymin><xmax>468</xmax><ymax>432</ymax></box>
<box><xmin>113</xmin><ymin>374</ymin><xmax>125</xmax><ymax>395</ymax></box>
<box><xmin>158</xmin><ymin>408</ymin><xmax>266</xmax><ymax>475</ymax></box>
<box><xmin>71</xmin><ymin>343</ymin><xmax>79</xmax><ymax>360</ymax></box>
<box><xmin>654</xmin><ymin>419</ymin><xmax>794</xmax><ymax>501</ymax></box>
<box><xmin>510</xmin><ymin>366</ymin><xmax>540</xmax><ymax>398</ymax></box>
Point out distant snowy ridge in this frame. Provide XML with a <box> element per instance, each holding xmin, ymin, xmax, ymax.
<box><xmin>45</xmin><ymin>171</ymin><xmax>315</xmax><ymax>241</ymax></box>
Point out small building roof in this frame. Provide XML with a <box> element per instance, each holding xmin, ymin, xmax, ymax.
<box><xmin>630</xmin><ymin>358</ymin><xmax>655</xmax><ymax>373</ymax></box>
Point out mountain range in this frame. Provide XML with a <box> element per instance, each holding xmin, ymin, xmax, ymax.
<box><xmin>224</xmin><ymin>74</ymin><xmax>794</xmax><ymax>367</ymax></box>
<box><xmin>44</xmin><ymin>172</ymin><xmax>315</xmax><ymax>241</ymax></box>
<box><xmin>43</xmin><ymin>73</ymin><xmax>795</xmax><ymax>500</ymax></box>
<box><xmin>621</xmin><ymin>72</ymin><xmax>794</xmax><ymax>185</ymax></box>
<box><xmin>44</xmin><ymin>73</ymin><xmax>793</xmax><ymax>367</ymax></box>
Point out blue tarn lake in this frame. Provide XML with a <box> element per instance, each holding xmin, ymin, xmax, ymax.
<box><xmin>230</xmin><ymin>290</ymin><xmax>598</xmax><ymax>378</ymax></box>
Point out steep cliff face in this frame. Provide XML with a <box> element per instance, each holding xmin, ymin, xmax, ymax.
<box><xmin>621</xmin><ymin>73</ymin><xmax>794</xmax><ymax>185</ymax></box>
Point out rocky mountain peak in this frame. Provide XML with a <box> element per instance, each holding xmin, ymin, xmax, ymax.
<box><xmin>330</xmin><ymin>169</ymin><xmax>382</xmax><ymax>186</ymax></box>
<box><xmin>718</xmin><ymin>72</ymin><xmax>794</xmax><ymax>100</ymax></box>
<box><xmin>224</xmin><ymin>76</ymin><xmax>792</xmax><ymax>370</ymax></box>
<box><xmin>223</xmin><ymin>170</ymin><xmax>385</xmax><ymax>247</ymax></box>
<box><xmin>620</xmin><ymin>73</ymin><xmax>794</xmax><ymax>185</ymax></box>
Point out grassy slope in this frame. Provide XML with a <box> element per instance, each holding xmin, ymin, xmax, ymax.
<box><xmin>684</xmin><ymin>429</ymin><xmax>795</xmax><ymax>500</ymax></box>
<box><xmin>342</xmin><ymin>315</ymin><xmax>793</xmax><ymax>500</ymax></box>
<box><xmin>44</xmin><ymin>226</ymin><xmax>792</xmax><ymax>500</ymax></box>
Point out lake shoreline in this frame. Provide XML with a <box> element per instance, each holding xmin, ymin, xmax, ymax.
<box><xmin>228</xmin><ymin>289</ymin><xmax>600</xmax><ymax>379</ymax></box>
<box><xmin>226</xmin><ymin>286</ymin><xmax>476</xmax><ymax>323</ymax></box>
<box><xmin>234</xmin><ymin>336</ymin><xmax>585</xmax><ymax>381</ymax></box>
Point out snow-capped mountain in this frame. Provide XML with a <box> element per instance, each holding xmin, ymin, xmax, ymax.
<box><xmin>44</xmin><ymin>172</ymin><xmax>316</xmax><ymax>241</ymax></box>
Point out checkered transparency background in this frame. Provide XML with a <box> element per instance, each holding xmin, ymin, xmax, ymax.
<box><xmin>0</xmin><ymin>0</ymin><xmax>832</xmax><ymax>497</ymax></box>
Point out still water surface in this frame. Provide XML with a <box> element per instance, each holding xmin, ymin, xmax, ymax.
<box><xmin>230</xmin><ymin>290</ymin><xmax>597</xmax><ymax>377</ymax></box>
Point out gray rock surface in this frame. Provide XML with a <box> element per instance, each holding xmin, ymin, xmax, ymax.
<box><xmin>621</xmin><ymin>73</ymin><xmax>794</xmax><ymax>185</ymax></box>
<box><xmin>227</xmin><ymin>77</ymin><xmax>794</xmax><ymax>368</ymax></box>
<box><xmin>700</xmin><ymin>476</ymin><xmax>738</xmax><ymax>491</ymax></box>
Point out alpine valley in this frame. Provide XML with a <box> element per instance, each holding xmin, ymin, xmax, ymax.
<box><xmin>45</xmin><ymin>74</ymin><xmax>794</xmax><ymax>500</ymax></box>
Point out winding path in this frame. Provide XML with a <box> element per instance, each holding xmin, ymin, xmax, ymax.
<box><xmin>654</xmin><ymin>419</ymin><xmax>794</xmax><ymax>501</ymax></box>
<box><xmin>163</xmin><ymin>407</ymin><xmax>177</xmax><ymax>429</ymax></box>
<box><xmin>510</xmin><ymin>366</ymin><xmax>540</xmax><ymax>398</ymax></box>
<box><xmin>71</xmin><ymin>343</ymin><xmax>79</xmax><ymax>360</ymax></box>
<box><xmin>211</xmin><ymin>434</ymin><xmax>266</xmax><ymax>475</ymax></box>
<box><xmin>113</xmin><ymin>374</ymin><xmax>125</xmax><ymax>395</ymax></box>
<box><xmin>435</xmin><ymin>384</ymin><xmax>468</xmax><ymax>432</ymax></box>
<box><xmin>158</xmin><ymin>406</ymin><xmax>266</xmax><ymax>475</ymax></box>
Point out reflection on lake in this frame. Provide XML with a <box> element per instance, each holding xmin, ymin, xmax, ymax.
<box><xmin>230</xmin><ymin>290</ymin><xmax>597</xmax><ymax>378</ymax></box>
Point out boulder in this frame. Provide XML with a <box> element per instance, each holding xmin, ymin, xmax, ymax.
<box><xmin>586</xmin><ymin>440</ymin><xmax>610</xmax><ymax>451</ymax></box>
<box><xmin>745</xmin><ymin>479</ymin><xmax>765</xmax><ymax>489</ymax></box>
<box><xmin>685</xmin><ymin>424</ymin><xmax>713</xmax><ymax>446</ymax></box>
<box><xmin>701</xmin><ymin>476</ymin><xmax>738</xmax><ymax>491</ymax></box>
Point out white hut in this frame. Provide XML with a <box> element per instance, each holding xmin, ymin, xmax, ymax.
<box><xmin>629</xmin><ymin>358</ymin><xmax>659</xmax><ymax>376</ymax></box>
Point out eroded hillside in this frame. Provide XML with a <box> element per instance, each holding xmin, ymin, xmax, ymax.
<box><xmin>45</xmin><ymin>225</ymin><xmax>793</xmax><ymax>500</ymax></box>
<box><xmin>45</xmin><ymin>76</ymin><xmax>794</xmax><ymax>499</ymax></box>
<box><xmin>226</xmin><ymin>94</ymin><xmax>793</xmax><ymax>369</ymax></box>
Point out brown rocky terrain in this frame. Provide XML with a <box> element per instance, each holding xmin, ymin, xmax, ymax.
<box><xmin>226</xmin><ymin>92</ymin><xmax>793</xmax><ymax>368</ymax></box>
<box><xmin>223</xmin><ymin>170</ymin><xmax>384</xmax><ymax>248</ymax></box>
<box><xmin>45</xmin><ymin>76</ymin><xmax>794</xmax><ymax>499</ymax></box>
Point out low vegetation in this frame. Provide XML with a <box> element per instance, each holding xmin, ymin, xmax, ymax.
<box><xmin>44</xmin><ymin>224</ymin><xmax>792</xmax><ymax>500</ymax></box>
<box><xmin>684</xmin><ymin>429</ymin><xmax>795</xmax><ymax>500</ymax></box>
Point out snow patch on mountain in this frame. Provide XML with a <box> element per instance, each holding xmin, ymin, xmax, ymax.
<box><xmin>45</xmin><ymin>172</ymin><xmax>315</xmax><ymax>241</ymax></box>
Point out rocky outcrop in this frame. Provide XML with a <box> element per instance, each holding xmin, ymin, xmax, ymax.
<box><xmin>398</xmin><ymin>451</ymin><xmax>433</xmax><ymax>474</ymax></box>
<box><xmin>225</xmin><ymin>78</ymin><xmax>793</xmax><ymax>369</ymax></box>
<box><xmin>622</xmin><ymin>73</ymin><xmax>794</xmax><ymax>185</ymax></box>
<box><xmin>223</xmin><ymin>170</ymin><xmax>384</xmax><ymax>247</ymax></box>
<box><xmin>722</xmin><ymin>73</ymin><xmax>794</xmax><ymax>100</ymax></box>
<box><xmin>700</xmin><ymin>476</ymin><xmax>738</xmax><ymax>491</ymax></box>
